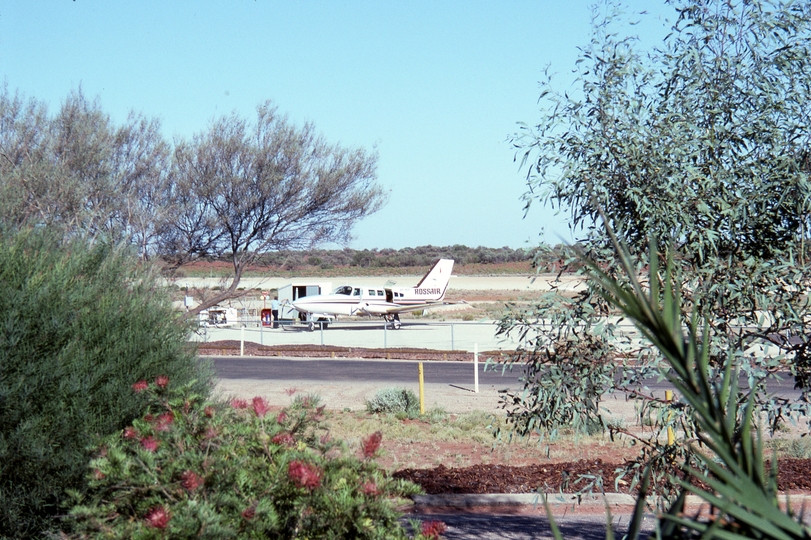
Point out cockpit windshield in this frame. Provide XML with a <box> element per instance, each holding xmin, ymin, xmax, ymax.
<box><xmin>332</xmin><ymin>285</ymin><xmax>353</xmax><ymax>295</ymax></box>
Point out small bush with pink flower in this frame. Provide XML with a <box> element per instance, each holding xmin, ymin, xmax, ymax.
<box><xmin>64</xmin><ymin>379</ymin><xmax>445</xmax><ymax>539</ymax></box>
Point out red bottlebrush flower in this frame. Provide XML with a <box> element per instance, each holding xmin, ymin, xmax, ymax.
<box><xmin>231</xmin><ymin>398</ymin><xmax>249</xmax><ymax>410</ymax></box>
<box><xmin>361</xmin><ymin>431</ymin><xmax>383</xmax><ymax>458</ymax></box>
<box><xmin>288</xmin><ymin>460</ymin><xmax>322</xmax><ymax>490</ymax></box>
<box><xmin>180</xmin><ymin>470</ymin><xmax>203</xmax><ymax>491</ymax></box>
<box><xmin>276</xmin><ymin>411</ymin><xmax>287</xmax><ymax>424</ymax></box>
<box><xmin>132</xmin><ymin>380</ymin><xmax>149</xmax><ymax>393</ymax></box>
<box><xmin>271</xmin><ymin>432</ymin><xmax>295</xmax><ymax>447</ymax></box>
<box><xmin>252</xmin><ymin>396</ymin><xmax>270</xmax><ymax>418</ymax></box>
<box><xmin>144</xmin><ymin>414</ymin><xmax>154</xmax><ymax>422</ymax></box>
<box><xmin>154</xmin><ymin>412</ymin><xmax>174</xmax><ymax>432</ymax></box>
<box><xmin>361</xmin><ymin>481</ymin><xmax>379</xmax><ymax>496</ymax></box>
<box><xmin>204</xmin><ymin>406</ymin><xmax>215</xmax><ymax>418</ymax></box>
<box><xmin>421</xmin><ymin>520</ymin><xmax>448</xmax><ymax>539</ymax></box>
<box><xmin>241</xmin><ymin>505</ymin><xmax>256</xmax><ymax>520</ymax></box>
<box><xmin>140</xmin><ymin>436</ymin><xmax>159</xmax><ymax>452</ymax></box>
<box><xmin>145</xmin><ymin>506</ymin><xmax>170</xmax><ymax>529</ymax></box>
<box><xmin>283</xmin><ymin>387</ymin><xmax>298</xmax><ymax>396</ymax></box>
<box><xmin>155</xmin><ymin>375</ymin><xmax>169</xmax><ymax>388</ymax></box>
<box><xmin>123</xmin><ymin>426</ymin><xmax>139</xmax><ymax>439</ymax></box>
<box><xmin>92</xmin><ymin>468</ymin><xmax>105</xmax><ymax>480</ymax></box>
<box><xmin>204</xmin><ymin>426</ymin><xmax>218</xmax><ymax>440</ymax></box>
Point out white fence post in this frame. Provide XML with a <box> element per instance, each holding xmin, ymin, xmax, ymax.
<box><xmin>474</xmin><ymin>343</ymin><xmax>479</xmax><ymax>393</ymax></box>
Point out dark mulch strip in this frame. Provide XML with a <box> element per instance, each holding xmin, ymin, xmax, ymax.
<box><xmin>393</xmin><ymin>460</ymin><xmax>626</xmax><ymax>495</ymax></box>
<box><xmin>394</xmin><ymin>458</ymin><xmax>811</xmax><ymax>495</ymax></box>
<box><xmin>196</xmin><ymin>340</ymin><xmax>510</xmax><ymax>362</ymax></box>
<box><xmin>774</xmin><ymin>458</ymin><xmax>811</xmax><ymax>491</ymax></box>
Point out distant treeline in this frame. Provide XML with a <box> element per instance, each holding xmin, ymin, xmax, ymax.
<box><xmin>254</xmin><ymin>244</ymin><xmax>566</xmax><ymax>270</ymax></box>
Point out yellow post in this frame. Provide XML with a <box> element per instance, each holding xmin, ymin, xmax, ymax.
<box><xmin>665</xmin><ymin>390</ymin><xmax>675</xmax><ymax>445</ymax></box>
<box><xmin>418</xmin><ymin>362</ymin><xmax>425</xmax><ymax>415</ymax></box>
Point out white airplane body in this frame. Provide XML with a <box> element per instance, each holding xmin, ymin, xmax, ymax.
<box><xmin>290</xmin><ymin>259</ymin><xmax>455</xmax><ymax>329</ymax></box>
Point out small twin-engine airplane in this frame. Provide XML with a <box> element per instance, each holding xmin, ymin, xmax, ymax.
<box><xmin>290</xmin><ymin>259</ymin><xmax>455</xmax><ymax>330</ymax></box>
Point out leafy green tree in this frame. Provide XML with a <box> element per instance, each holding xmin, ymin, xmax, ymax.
<box><xmin>502</xmin><ymin>0</ymin><xmax>811</xmax><ymax>444</ymax></box>
<box><xmin>0</xmin><ymin>229</ymin><xmax>212</xmax><ymax>538</ymax></box>
<box><xmin>572</xmin><ymin>241</ymin><xmax>811</xmax><ymax>539</ymax></box>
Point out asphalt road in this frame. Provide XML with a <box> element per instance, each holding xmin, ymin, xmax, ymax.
<box><xmin>211</xmin><ymin>356</ymin><xmax>525</xmax><ymax>386</ymax></box>
<box><xmin>403</xmin><ymin>512</ymin><xmax>655</xmax><ymax>540</ymax></box>
<box><xmin>210</xmin><ymin>356</ymin><xmax>803</xmax><ymax>398</ymax></box>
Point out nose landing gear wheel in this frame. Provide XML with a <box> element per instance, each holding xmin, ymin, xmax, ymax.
<box><xmin>308</xmin><ymin>318</ymin><xmax>329</xmax><ymax>331</ymax></box>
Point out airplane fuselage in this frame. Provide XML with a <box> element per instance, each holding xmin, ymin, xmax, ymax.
<box><xmin>289</xmin><ymin>259</ymin><xmax>455</xmax><ymax>325</ymax></box>
<box><xmin>291</xmin><ymin>285</ymin><xmax>441</xmax><ymax>317</ymax></box>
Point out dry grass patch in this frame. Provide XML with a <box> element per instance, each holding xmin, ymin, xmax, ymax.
<box><xmin>323</xmin><ymin>408</ymin><xmax>639</xmax><ymax>472</ymax></box>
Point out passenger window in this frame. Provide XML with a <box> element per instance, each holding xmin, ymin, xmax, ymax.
<box><xmin>368</xmin><ymin>290</ymin><xmax>376</xmax><ymax>296</ymax></box>
<box><xmin>377</xmin><ymin>290</ymin><xmax>384</xmax><ymax>296</ymax></box>
<box><xmin>353</xmin><ymin>288</ymin><xmax>361</xmax><ymax>296</ymax></box>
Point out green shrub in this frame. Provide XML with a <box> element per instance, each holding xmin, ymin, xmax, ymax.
<box><xmin>780</xmin><ymin>437</ymin><xmax>811</xmax><ymax>460</ymax></box>
<box><xmin>365</xmin><ymin>388</ymin><xmax>420</xmax><ymax>416</ymax></box>
<box><xmin>0</xmin><ymin>229</ymin><xmax>212</xmax><ymax>538</ymax></box>
<box><xmin>65</xmin><ymin>381</ymin><xmax>434</xmax><ymax>539</ymax></box>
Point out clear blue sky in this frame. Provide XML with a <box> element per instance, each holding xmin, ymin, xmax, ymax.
<box><xmin>1</xmin><ymin>1</ymin><xmax>672</xmax><ymax>250</ymax></box>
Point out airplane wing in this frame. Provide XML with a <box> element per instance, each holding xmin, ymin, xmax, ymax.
<box><xmin>356</xmin><ymin>301</ymin><xmax>466</xmax><ymax>316</ymax></box>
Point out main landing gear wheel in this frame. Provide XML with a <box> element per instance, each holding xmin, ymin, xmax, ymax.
<box><xmin>386</xmin><ymin>314</ymin><xmax>401</xmax><ymax>330</ymax></box>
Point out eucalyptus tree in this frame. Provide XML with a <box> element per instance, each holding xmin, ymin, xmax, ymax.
<box><xmin>501</xmin><ymin>0</ymin><xmax>811</xmax><ymax>446</ymax></box>
<box><xmin>163</xmin><ymin>101</ymin><xmax>386</xmax><ymax>316</ymax></box>
<box><xmin>0</xmin><ymin>85</ymin><xmax>171</xmax><ymax>256</ymax></box>
<box><xmin>0</xmin><ymin>85</ymin><xmax>60</xmax><ymax>230</ymax></box>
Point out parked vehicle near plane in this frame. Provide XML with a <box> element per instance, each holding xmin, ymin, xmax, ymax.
<box><xmin>276</xmin><ymin>281</ymin><xmax>333</xmax><ymax>321</ymax></box>
<box><xmin>198</xmin><ymin>306</ymin><xmax>238</xmax><ymax>327</ymax></box>
<box><xmin>290</xmin><ymin>259</ymin><xmax>456</xmax><ymax>330</ymax></box>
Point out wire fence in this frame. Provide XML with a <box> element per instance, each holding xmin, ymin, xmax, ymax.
<box><xmin>191</xmin><ymin>315</ymin><xmax>790</xmax><ymax>360</ymax></box>
<box><xmin>191</xmin><ymin>319</ymin><xmax>518</xmax><ymax>353</ymax></box>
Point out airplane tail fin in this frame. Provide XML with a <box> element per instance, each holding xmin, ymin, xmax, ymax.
<box><xmin>412</xmin><ymin>259</ymin><xmax>454</xmax><ymax>300</ymax></box>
